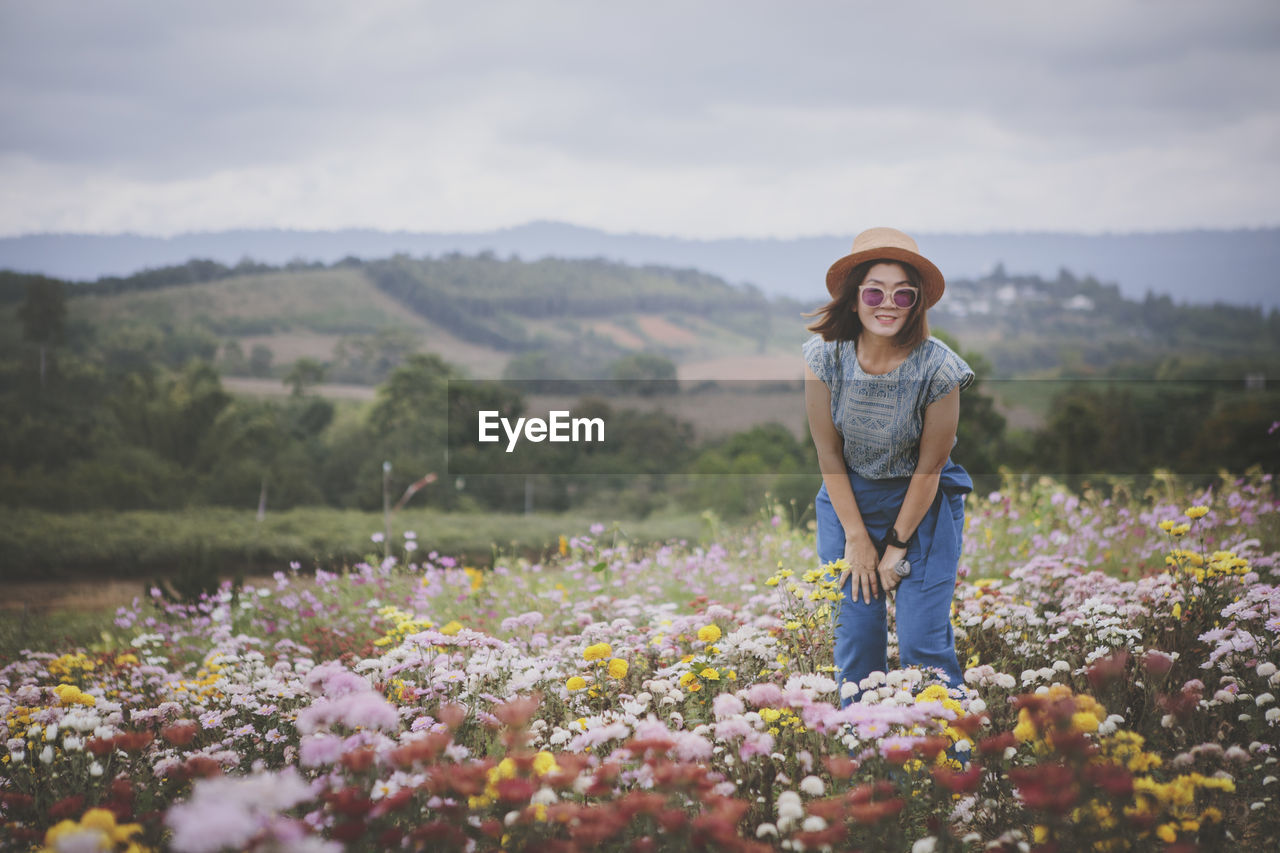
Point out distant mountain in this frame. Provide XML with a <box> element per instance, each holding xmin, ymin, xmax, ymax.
<box><xmin>1</xmin><ymin>222</ymin><xmax>1277</xmax><ymax>309</ymax></box>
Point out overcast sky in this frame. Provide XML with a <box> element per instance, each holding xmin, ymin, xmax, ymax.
<box><xmin>2</xmin><ymin>1</ymin><xmax>1278</xmax><ymax>239</ymax></box>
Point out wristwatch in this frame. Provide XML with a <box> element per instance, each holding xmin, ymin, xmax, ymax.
<box><xmin>884</xmin><ymin>526</ymin><xmax>911</xmax><ymax>549</ymax></box>
<box><xmin>893</xmin><ymin>559</ymin><xmax>912</xmax><ymax>578</ymax></box>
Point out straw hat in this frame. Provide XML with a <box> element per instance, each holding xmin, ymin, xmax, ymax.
<box><xmin>826</xmin><ymin>227</ymin><xmax>945</xmax><ymax>308</ymax></box>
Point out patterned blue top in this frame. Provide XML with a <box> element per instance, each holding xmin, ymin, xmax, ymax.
<box><xmin>803</xmin><ymin>334</ymin><xmax>975</xmax><ymax>479</ymax></box>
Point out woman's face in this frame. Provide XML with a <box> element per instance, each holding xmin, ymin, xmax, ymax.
<box><xmin>855</xmin><ymin>262</ymin><xmax>918</xmax><ymax>340</ymax></box>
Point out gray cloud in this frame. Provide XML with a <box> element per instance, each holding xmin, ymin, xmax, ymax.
<box><xmin>1</xmin><ymin>0</ymin><xmax>1277</xmax><ymax>235</ymax></box>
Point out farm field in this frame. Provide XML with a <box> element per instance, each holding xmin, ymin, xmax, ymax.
<box><xmin>1</xmin><ymin>470</ymin><xmax>1278</xmax><ymax>851</ymax></box>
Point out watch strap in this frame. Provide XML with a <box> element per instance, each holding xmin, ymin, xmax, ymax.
<box><xmin>885</xmin><ymin>526</ymin><xmax>910</xmax><ymax>549</ymax></box>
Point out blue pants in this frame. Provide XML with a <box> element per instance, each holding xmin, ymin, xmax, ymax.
<box><xmin>815</xmin><ymin>459</ymin><xmax>972</xmax><ymax>703</ymax></box>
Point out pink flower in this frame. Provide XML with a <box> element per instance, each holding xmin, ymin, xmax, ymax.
<box><xmin>298</xmin><ymin>734</ymin><xmax>344</xmax><ymax>767</ymax></box>
<box><xmin>739</xmin><ymin>730</ymin><xmax>774</xmax><ymax>760</ymax></box>
<box><xmin>714</xmin><ymin>718</ymin><xmax>753</xmax><ymax>740</ymax></box>
<box><xmin>712</xmin><ymin>693</ymin><xmax>745</xmax><ymax>720</ymax></box>
<box><xmin>297</xmin><ymin>692</ymin><xmax>398</xmax><ymax>734</ymax></box>
<box><xmin>166</xmin><ymin>767</ymin><xmax>314</xmax><ymax>853</ymax></box>
<box><xmin>305</xmin><ymin>661</ymin><xmax>370</xmax><ymax>698</ymax></box>
<box><xmin>672</xmin><ymin>731</ymin><xmax>713</xmax><ymax>762</ymax></box>
<box><xmin>744</xmin><ymin>683</ymin><xmax>784</xmax><ymax>707</ymax></box>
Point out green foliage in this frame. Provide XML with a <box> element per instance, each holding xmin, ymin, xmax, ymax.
<box><xmin>0</xmin><ymin>505</ymin><xmax>707</xmax><ymax>586</ymax></box>
<box><xmin>17</xmin><ymin>278</ymin><xmax>66</xmax><ymax>346</ymax></box>
<box><xmin>608</xmin><ymin>352</ymin><xmax>678</xmax><ymax>395</ymax></box>
<box><xmin>284</xmin><ymin>357</ymin><xmax>327</xmax><ymax>396</ymax></box>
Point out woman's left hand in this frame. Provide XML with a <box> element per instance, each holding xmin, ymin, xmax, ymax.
<box><xmin>877</xmin><ymin>545</ymin><xmax>908</xmax><ymax>594</ymax></box>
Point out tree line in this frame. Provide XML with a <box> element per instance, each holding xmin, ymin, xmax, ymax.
<box><xmin>2</xmin><ymin>275</ymin><xmax>1277</xmax><ymax>519</ymax></box>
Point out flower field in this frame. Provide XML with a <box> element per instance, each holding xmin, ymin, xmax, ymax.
<box><xmin>3</xmin><ymin>471</ymin><xmax>1279</xmax><ymax>852</ymax></box>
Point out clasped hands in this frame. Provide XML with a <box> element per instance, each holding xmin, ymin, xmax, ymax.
<box><xmin>837</xmin><ymin>535</ymin><xmax>906</xmax><ymax>604</ymax></box>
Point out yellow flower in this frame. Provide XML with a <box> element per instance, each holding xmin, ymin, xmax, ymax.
<box><xmin>566</xmin><ymin>676</ymin><xmax>587</xmax><ymax>691</ymax></box>
<box><xmin>1158</xmin><ymin>519</ymin><xmax>1176</xmax><ymax>532</ymax></box>
<box><xmin>1170</xmin><ymin>523</ymin><xmax>1191</xmax><ymax>538</ymax></box>
<box><xmin>440</xmin><ymin>621</ymin><xmax>463</xmax><ymax>636</ymax></box>
<box><xmin>559</xmin><ymin>535</ymin><xmax>569</xmax><ymax>556</ymax></box>
<box><xmin>697</xmin><ymin>625</ymin><xmax>722</xmax><ymax>644</ymax></box>
<box><xmin>583</xmin><ymin>642</ymin><xmax>613</xmax><ymax>661</ymax></box>
<box><xmin>784</xmin><ymin>621</ymin><xmax>801</xmax><ymax>631</ymax></box>
<box><xmin>43</xmin><ymin>807</ymin><xmax>143</xmax><ymax>851</ymax></box>
<box><xmin>1172</xmin><ymin>602</ymin><xmax>1182</xmax><ymax>620</ymax></box>
<box><xmin>679</xmin><ymin>671</ymin><xmax>697</xmax><ymax>687</ymax></box>
<box><xmin>532</xmin><ymin>751</ymin><xmax>559</xmax><ymax>776</ymax></box>
<box><xmin>607</xmin><ymin>658</ymin><xmax>629</xmax><ymax>679</ymax></box>
<box><xmin>1072</xmin><ymin>711</ymin><xmax>1100</xmax><ymax>733</ymax></box>
<box><xmin>699</xmin><ymin>667</ymin><xmax>720</xmax><ymax>681</ymax></box>
<box><xmin>916</xmin><ymin>684</ymin><xmax>951</xmax><ymax>704</ymax></box>
<box><xmin>1184</xmin><ymin>505</ymin><xmax>1209</xmax><ymax>519</ymax></box>
<box><xmin>1156</xmin><ymin>823</ymin><xmax>1177</xmax><ymax>843</ymax></box>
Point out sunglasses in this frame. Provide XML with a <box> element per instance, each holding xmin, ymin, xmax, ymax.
<box><xmin>859</xmin><ymin>285</ymin><xmax>919</xmax><ymax>310</ymax></box>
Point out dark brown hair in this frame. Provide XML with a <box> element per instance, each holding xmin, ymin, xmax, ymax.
<box><xmin>803</xmin><ymin>258</ymin><xmax>930</xmax><ymax>351</ymax></box>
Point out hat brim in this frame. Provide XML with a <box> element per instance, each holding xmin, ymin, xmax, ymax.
<box><xmin>826</xmin><ymin>247</ymin><xmax>945</xmax><ymax>309</ymax></box>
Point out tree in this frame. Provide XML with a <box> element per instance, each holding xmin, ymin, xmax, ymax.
<box><xmin>284</xmin><ymin>357</ymin><xmax>327</xmax><ymax>396</ymax></box>
<box><xmin>609</xmin><ymin>352</ymin><xmax>678</xmax><ymax>396</ymax></box>
<box><xmin>248</xmin><ymin>345</ymin><xmax>274</xmax><ymax>378</ymax></box>
<box><xmin>18</xmin><ymin>279</ymin><xmax>66</xmax><ymax>388</ymax></box>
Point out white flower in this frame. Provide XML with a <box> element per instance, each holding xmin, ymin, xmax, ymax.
<box><xmin>912</xmin><ymin>837</ymin><xmax>938</xmax><ymax>853</ymax></box>
<box><xmin>1258</xmin><ymin>662</ymin><xmax>1277</xmax><ymax>678</ymax></box>
<box><xmin>90</xmin><ymin>761</ymin><xmax>104</xmax><ymax>776</ymax></box>
<box><xmin>799</xmin><ymin>775</ymin><xmax>825</xmax><ymax>797</ymax></box>
<box><xmin>1265</xmin><ymin>707</ymin><xmax>1280</xmax><ymax>723</ymax></box>
<box><xmin>1256</xmin><ymin>693</ymin><xmax>1275</xmax><ymax>706</ymax></box>
<box><xmin>969</xmin><ymin>698</ymin><xmax>987</xmax><ymax>714</ymax></box>
<box><xmin>756</xmin><ymin>823</ymin><xmax>778</xmax><ymax>838</ymax></box>
<box><xmin>801</xmin><ymin>816</ymin><xmax>828</xmax><ymax>832</ymax></box>
<box><xmin>776</xmin><ymin>790</ymin><xmax>803</xmax><ymax>822</ymax></box>
<box><xmin>38</xmin><ymin>745</ymin><xmax>53</xmax><ymax>764</ymax></box>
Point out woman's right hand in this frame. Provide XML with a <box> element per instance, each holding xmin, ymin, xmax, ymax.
<box><xmin>840</xmin><ymin>534</ymin><xmax>881</xmax><ymax>604</ymax></box>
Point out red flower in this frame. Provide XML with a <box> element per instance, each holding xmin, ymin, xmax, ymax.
<box><xmin>912</xmin><ymin>736</ymin><xmax>951</xmax><ymax>762</ymax></box>
<box><xmin>1085</xmin><ymin>650</ymin><xmax>1130</xmax><ymax>691</ymax></box>
<box><xmin>161</xmin><ymin>721</ymin><xmax>198</xmax><ymax>747</ymax></box>
<box><xmin>978</xmin><ymin>731</ymin><xmax>1017</xmax><ymax>756</ymax></box>
<box><xmin>329</xmin><ymin>820</ymin><xmax>366</xmax><ymax>843</ymax></box>
<box><xmin>115</xmin><ymin>731</ymin><xmax>154</xmax><ymax>752</ymax></box>
<box><xmin>495</xmin><ymin>777</ymin><xmax>538</xmax><ymax>804</ymax></box>
<box><xmin>933</xmin><ymin>763</ymin><xmax>984</xmax><ymax>794</ymax></box>
<box><xmin>48</xmin><ymin>795</ymin><xmax>86</xmax><ymax>820</ymax></box>
<box><xmin>1010</xmin><ymin>764</ymin><xmax>1079</xmax><ymax>814</ymax></box>
<box><xmin>325</xmin><ymin>787</ymin><xmax>373</xmax><ymax>818</ymax></box>
<box><xmin>494</xmin><ymin>694</ymin><xmax>542</xmax><ymax>729</ymax></box>
<box><xmin>951</xmin><ymin>713</ymin><xmax>988</xmax><ymax>737</ymax></box>
<box><xmin>438</xmin><ymin>703</ymin><xmax>468</xmax><ymax>729</ymax></box>
<box><xmin>1141</xmin><ymin>650</ymin><xmax>1176</xmax><ymax>678</ymax></box>
<box><xmin>340</xmin><ymin>746</ymin><xmax>377</xmax><ymax>773</ymax></box>
<box><xmin>182</xmin><ymin>755</ymin><xmax>223</xmax><ymax>779</ymax></box>
<box><xmin>1084</xmin><ymin>761</ymin><xmax>1134</xmax><ymax>798</ymax></box>
<box><xmin>823</xmin><ymin>755</ymin><xmax>859</xmax><ymax>779</ymax></box>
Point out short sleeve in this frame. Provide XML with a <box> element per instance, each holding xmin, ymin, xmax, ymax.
<box><xmin>802</xmin><ymin>335</ymin><xmax>836</xmax><ymax>386</ymax></box>
<box><xmin>924</xmin><ymin>347</ymin><xmax>976</xmax><ymax>408</ymax></box>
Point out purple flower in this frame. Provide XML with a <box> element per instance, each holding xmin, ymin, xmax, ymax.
<box><xmin>166</xmin><ymin>767</ymin><xmax>315</xmax><ymax>853</ymax></box>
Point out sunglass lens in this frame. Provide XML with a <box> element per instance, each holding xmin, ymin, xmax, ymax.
<box><xmin>861</xmin><ymin>288</ymin><xmax>884</xmax><ymax>307</ymax></box>
<box><xmin>893</xmin><ymin>290</ymin><xmax>918</xmax><ymax>309</ymax></box>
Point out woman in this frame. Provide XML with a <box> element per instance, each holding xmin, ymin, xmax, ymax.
<box><xmin>802</xmin><ymin>227</ymin><xmax>975</xmax><ymax>705</ymax></box>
